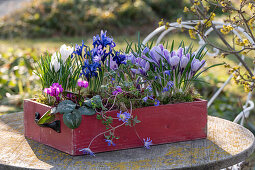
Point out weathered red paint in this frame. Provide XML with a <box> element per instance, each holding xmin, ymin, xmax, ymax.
<box><xmin>24</xmin><ymin>99</ymin><xmax>207</xmax><ymax>155</ymax></box>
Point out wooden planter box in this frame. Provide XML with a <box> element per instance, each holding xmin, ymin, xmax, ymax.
<box><xmin>24</xmin><ymin>99</ymin><xmax>207</xmax><ymax>155</ymax></box>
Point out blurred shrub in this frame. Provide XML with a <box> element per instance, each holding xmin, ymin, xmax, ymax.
<box><xmin>0</xmin><ymin>48</ymin><xmax>40</xmax><ymax>107</ymax></box>
<box><xmin>0</xmin><ymin>0</ymin><xmax>185</xmax><ymax>38</ymax></box>
<box><xmin>144</xmin><ymin>0</ymin><xmax>184</xmax><ymax>19</ymax></box>
<box><xmin>195</xmin><ymin>73</ymin><xmax>244</xmax><ymax>121</ymax></box>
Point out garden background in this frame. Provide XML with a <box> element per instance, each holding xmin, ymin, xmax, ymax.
<box><xmin>0</xmin><ymin>0</ymin><xmax>254</xmax><ymax>168</ymax></box>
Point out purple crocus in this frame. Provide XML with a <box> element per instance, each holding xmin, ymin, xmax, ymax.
<box><xmin>108</xmin><ymin>56</ymin><xmax>118</xmax><ymax>70</ymax></box>
<box><xmin>143</xmin><ymin>137</ymin><xmax>153</xmax><ymax>149</ymax></box>
<box><xmin>180</xmin><ymin>56</ymin><xmax>189</xmax><ymax>69</ymax></box>
<box><xmin>112</xmin><ymin>86</ymin><xmax>122</xmax><ymax>95</ymax></box>
<box><xmin>163</xmin><ymin>49</ymin><xmax>171</xmax><ymax>61</ymax></box>
<box><xmin>126</xmin><ymin>53</ymin><xmax>136</xmax><ymax>64</ymax></box>
<box><xmin>191</xmin><ymin>59</ymin><xmax>205</xmax><ymax>72</ymax></box>
<box><xmin>79</xmin><ymin>148</ymin><xmax>95</xmax><ymax>157</ymax></box>
<box><xmin>77</xmin><ymin>80</ymin><xmax>89</xmax><ymax>88</ymax></box>
<box><xmin>131</xmin><ymin>58</ymin><xmax>150</xmax><ymax>76</ymax></box>
<box><xmin>177</xmin><ymin>47</ymin><xmax>183</xmax><ymax>58</ymax></box>
<box><xmin>143</xmin><ymin>47</ymin><xmax>150</xmax><ymax>54</ymax></box>
<box><xmin>105</xmin><ymin>139</ymin><xmax>116</xmax><ymax>146</ymax></box>
<box><xmin>117</xmin><ymin>111</ymin><xmax>131</xmax><ymax>123</ymax></box>
<box><xmin>149</xmin><ymin>45</ymin><xmax>164</xmax><ymax>65</ymax></box>
<box><xmin>169</xmin><ymin>55</ymin><xmax>180</xmax><ymax>69</ymax></box>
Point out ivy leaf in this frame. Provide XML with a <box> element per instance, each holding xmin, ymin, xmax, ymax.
<box><xmin>83</xmin><ymin>99</ymin><xmax>93</xmax><ymax>108</ymax></box>
<box><xmin>78</xmin><ymin>106</ymin><xmax>96</xmax><ymax>116</ymax></box>
<box><xmin>57</xmin><ymin>100</ymin><xmax>76</xmax><ymax>114</ymax></box>
<box><xmin>63</xmin><ymin>110</ymin><xmax>82</xmax><ymax>129</ymax></box>
<box><xmin>37</xmin><ymin>109</ymin><xmax>56</xmax><ymax>125</ymax></box>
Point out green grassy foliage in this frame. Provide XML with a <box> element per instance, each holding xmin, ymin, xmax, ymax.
<box><xmin>0</xmin><ymin>0</ymin><xmax>185</xmax><ymax>38</ymax></box>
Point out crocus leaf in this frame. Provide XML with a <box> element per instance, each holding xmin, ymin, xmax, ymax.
<box><xmin>56</xmin><ymin>100</ymin><xmax>76</xmax><ymax>114</ymax></box>
<box><xmin>78</xmin><ymin>106</ymin><xmax>96</xmax><ymax>116</ymax></box>
<box><xmin>63</xmin><ymin>110</ymin><xmax>82</xmax><ymax>129</ymax></box>
<box><xmin>37</xmin><ymin>110</ymin><xmax>56</xmax><ymax>125</ymax></box>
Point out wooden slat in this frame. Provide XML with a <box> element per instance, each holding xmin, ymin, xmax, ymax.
<box><xmin>0</xmin><ymin>113</ymin><xmax>254</xmax><ymax>169</ymax></box>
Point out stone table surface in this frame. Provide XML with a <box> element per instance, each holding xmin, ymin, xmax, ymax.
<box><xmin>0</xmin><ymin>113</ymin><xmax>254</xmax><ymax>170</ymax></box>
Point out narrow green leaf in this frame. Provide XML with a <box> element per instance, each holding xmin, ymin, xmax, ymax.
<box><xmin>37</xmin><ymin>110</ymin><xmax>56</xmax><ymax>125</ymax></box>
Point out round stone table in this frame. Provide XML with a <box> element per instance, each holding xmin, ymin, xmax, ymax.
<box><xmin>0</xmin><ymin>113</ymin><xmax>254</xmax><ymax>170</ymax></box>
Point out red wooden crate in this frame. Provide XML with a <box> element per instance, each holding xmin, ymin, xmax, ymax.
<box><xmin>24</xmin><ymin>99</ymin><xmax>207</xmax><ymax>155</ymax></box>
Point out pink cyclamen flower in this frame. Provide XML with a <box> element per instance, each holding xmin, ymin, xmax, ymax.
<box><xmin>77</xmin><ymin>80</ymin><xmax>89</xmax><ymax>88</ymax></box>
<box><xmin>43</xmin><ymin>83</ymin><xmax>63</xmax><ymax>99</ymax></box>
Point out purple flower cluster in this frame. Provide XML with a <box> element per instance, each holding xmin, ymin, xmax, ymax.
<box><xmin>81</xmin><ymin>60</ymin><xmax>101</xmax><ymax>81</ymax></box>
<box><xmin>76</xmin><ymin>31</ymin><xmax>127</xmax><ymax>81</ymax></box>
<box><xmin>112</xmin><ymin>86</ymin><xmax>123</xmax><ymax>95</ymax></box>
<box><xmin>44</xmin><ymin>83</ymin><xmax>63</xmax><ymax>97</ymax></box>
<box><xmin>129</xmin><ymin>52</ymin><xmax>150</xmax><ymax>76</ymax></box>
<box><xmin>92</xmin><ymin>30</ymin><xmax>116</xmax><ymax>63</ymax></box>
<box><xmin>117</xmin><ymin>111</ymin><xmax>131</xmax><ymax>123</ymax></box>
<box><xmin>148</xmin><ymin>45</ymin><xmax>206</xmax><ymax>73</ymax></box>
<box><xmin>77</xmin><ymin>80</ymin><xmax>89</xmax><ymax>88</ymax></box>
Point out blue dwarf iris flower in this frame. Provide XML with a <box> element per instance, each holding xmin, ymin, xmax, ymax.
<box><xmin>73</xmin><ymin>40</ymin><xmax>86</xmax><ymax>57</ymax></box>
<box><xmin>113</xmin><ymin>51</ymin><xmax>127</xmax><ymax>66</ymax></box>
<box><xmin>81</xmin><ymin>61</ymin><xmax>101</xmax><ymax>81</ymax></box>
<box><xmin>92</xmin><ymin>30</ymin><xmax>116</xmax><ymax>63</ymax></box>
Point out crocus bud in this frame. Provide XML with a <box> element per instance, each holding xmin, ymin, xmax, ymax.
<box><xmin>177</xmin><ymin>47</ymin><xmax>183</xmax><ymax>58</ymax></box>
<box><xmin>191</xmin><ymin>59</ymin><xmax>205</xmax><ymax>72</ymax></box>
<box><xmin>170</xmin><ymin>55</ymin><xmax>180</xmax><ymax>68</ymax></box>
<box><xmin>158</xmin><ymin>44</ymin><xmax>164</xmax><ymax>51</ymax></box>
<box><xmin>50</xmin><ymin>52</ymin><xmax>60</xmax><ymax>72</ymax></box>
<box><xmin>163</xmin><ymin>49</ymin><xmax>170</xmax><ymax>62</ymax></box>
<box><xmin>60</xmin><ymin>44</ymin><xmax>74</xmax><ymax>63</ymax></box>
<box><xmin>180</xmin><ymin>56</ymin><xmax>189</xmax><ymax>69</ymax></box>
<box><xmin>142</xmin><ymin>47</ymin><xmax>150</xmax><ymax>54</ymax></box>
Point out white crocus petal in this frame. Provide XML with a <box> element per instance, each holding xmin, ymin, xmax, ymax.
<box><xmin>50</xmin><ymin>52</ymin><xmax>60</xmax><ymax>72</ymax></box>
<box><xmin>60</xmin><ymin>44</ymin><xmax>74</xmax><ymax>63</ymax></box>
